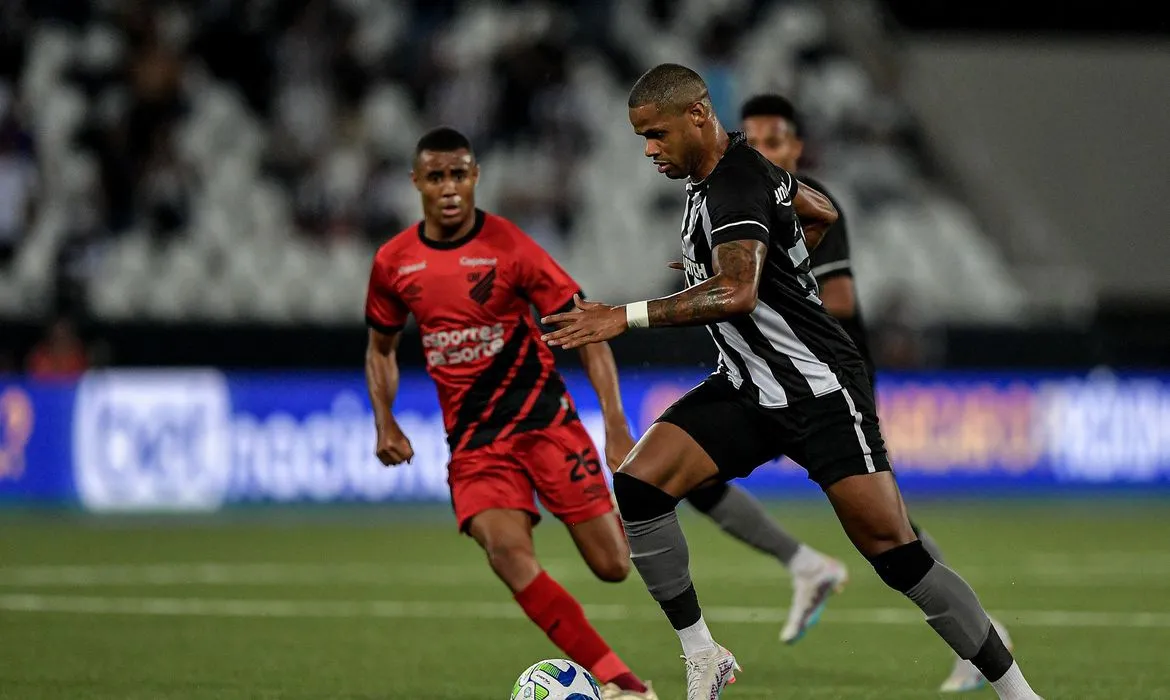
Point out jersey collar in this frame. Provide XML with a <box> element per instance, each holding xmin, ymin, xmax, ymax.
<box><xmin>417</xmin><ymin>209</ymin><xmax>486</xmax><ymax>250</ymax></box>
<box><xmin>686</xmin><ymin>131</ymin><xmax>748</xmax><ymax>192</ymax></box>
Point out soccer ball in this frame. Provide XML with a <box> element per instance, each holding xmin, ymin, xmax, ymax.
<box><xmin>510</xmin><ymin>659</ymin><xmax>603</xmax><ymax>700</ymax></box>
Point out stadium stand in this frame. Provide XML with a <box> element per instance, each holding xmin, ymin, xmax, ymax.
<box><xmin>1</xmin><ymin>0</ymin><xmax>1027</xmax><ymax>325</ymax></box>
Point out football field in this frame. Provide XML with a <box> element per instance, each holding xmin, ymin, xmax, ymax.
<box><xmin>2</xmin><ymin>500</ymin><xmax>1168</xmax><ymax>699</ymax></box>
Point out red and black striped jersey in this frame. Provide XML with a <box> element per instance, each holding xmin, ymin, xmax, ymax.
<box><xmin>365</xmin><ymin>209</ymin><xmax>582</xmax><ymax>454</ymax></box>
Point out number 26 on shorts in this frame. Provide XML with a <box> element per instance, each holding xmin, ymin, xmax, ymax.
<box><xmin>565</xmin><ymin>447</ymin><xmax>602</xmax><ymax>482</ymax></box>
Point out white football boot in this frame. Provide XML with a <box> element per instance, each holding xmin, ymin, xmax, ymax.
<box><xmin>780</xmin><ymin>557</ymin><xmax>849</xmax><ymax>644</ymax></box>
<box><xmin>682</xmin><ymin>645</ymin><xmax>739</xmax><ymax>700</ymax></box>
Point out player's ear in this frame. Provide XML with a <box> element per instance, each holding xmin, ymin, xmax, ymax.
<box><xmin>689</xmin><ymin>100</ymin><xmax>708</xmax><ymax>128</ymax></box>
<box><xmin>470</xmin><ymin>162</ymin><xmax>480</xmax><ymax>183</ymax></box>
<box><xmin>792</xmin><ymin>138</ymin><xmax>804</xmax><ymax>163</ymax></box>
<box><xmin>409</xmin><ymin>165</ymin><xmax>422</xmax><ymax>192</ymax></box>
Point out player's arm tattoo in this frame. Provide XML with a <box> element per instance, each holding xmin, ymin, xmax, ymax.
<box><xmin>647</xmin><ymin>240</ymin><xmax>766</xmax><ymax>326</ymax></box>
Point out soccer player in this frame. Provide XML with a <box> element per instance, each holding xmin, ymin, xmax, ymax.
<box><xmin>365</xmin><ymin>127</ymin><xmax>656</xmax><ymax>700</ymax></box>
<box><xmin>737</xmin><ymin>92</ymin><xmax>1012</xmax><ymax>692</ymax></box>
<box><xmin>540</xmin><ymin>65</ymin><xmax>1043</xmax><ymax>700</ymax></box>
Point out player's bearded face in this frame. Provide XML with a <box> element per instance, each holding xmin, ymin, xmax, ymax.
<box><xmin>744</xmin><ymin>116</ymin><xmax>802</xmax><ymax>171</ymax></box>
<box><xmin>629</xmin><ymin>104</ymin><xmax>699</xmax><ymax>180</ymax></box>
<box><xmin>413</xmin><ymin>149</ymin><xmax>479</xmax><ymax>228</ymax></box>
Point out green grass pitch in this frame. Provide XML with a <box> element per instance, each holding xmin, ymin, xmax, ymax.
<box><xmin>1</xmin><ymin>500</ymin><xmax>1168</xmax><ymax>699</ymax></box>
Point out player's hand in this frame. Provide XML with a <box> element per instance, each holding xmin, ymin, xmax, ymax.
<box><xmin>540</xmin><ymin>294</ymin><xmax>627</xmax><ymax>350</ymax></box>
<box><xmin>375</xmin><ymin>424</ymin><xmax>414</xmax><ymax>466</ymax></box>
<box><xmin>603</xmin><ymin>423</ymin><xmax>637</xmax><ymax>472</ymax></box>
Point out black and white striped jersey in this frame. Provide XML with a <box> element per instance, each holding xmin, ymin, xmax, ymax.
<box><xmin>679</xmin><ymin>133</ymin><xmax>861</xmax><ymax>408</ymax></box>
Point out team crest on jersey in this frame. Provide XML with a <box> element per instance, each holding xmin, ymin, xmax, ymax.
<box><xmin>468</xmin><ymin>267</ymin><xmax>496</xmax><ymax>305</ymax></box>
<box><xmin>401</xmin><ymin>282</ymin><xmax>423</xmax><ymax>301</ymax></box>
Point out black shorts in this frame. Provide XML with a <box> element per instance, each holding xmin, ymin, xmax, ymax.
<box><xmin>656</xmin><ymin>362</ymin><xmax>891</xmax><ymax>489</ymax></box>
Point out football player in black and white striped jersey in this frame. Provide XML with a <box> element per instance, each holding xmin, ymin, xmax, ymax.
<box><xmin>541</xmin><ymin>64</ymin><xmax>1041</xmax><ymax>700</ymax></box>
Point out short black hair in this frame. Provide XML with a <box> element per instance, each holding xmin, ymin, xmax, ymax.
<box><xmin>414</xmin><ymin>126</ymin><xmax>473</xmax><ymax>157</ymax></box>
<box><xmin>740</xmin><ymin>94</ymin><xmax>802</xmax><ymax>137</ymax></box>
<box><xmin>628</xmin><ymin>63</ymin><xmax>709</xmax><ymax>113</ymax></box>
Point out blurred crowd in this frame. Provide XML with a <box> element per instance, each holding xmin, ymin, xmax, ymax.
<box><xmin>2</xmin><ymin>0</ymin><xmax>639</xmax><ymax>258</ymax></box>
<box><xmin>1</xmin><ymin>0</ymin><xmax>924</xmax><ymax>264</ymax></box>
<box><xmin>0</xmin><ymin>0</ymin><xmax>966</xmax><ymax>369</ymax></box>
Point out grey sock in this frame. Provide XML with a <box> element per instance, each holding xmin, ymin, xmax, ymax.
<box><xmin>905</xmin><ymin>562</ymin><xmax>993</xmax><ymax>659</ymax></box>
<box><xmin>623</xmin><ymin>510</ymin><xmax>701</xmax><ymax>629</ymax></box>
<box><xmin>911</xmin><ymin>521</ymin><xmax>947</xmax><ymax>564</ymax></box>
<box><xmin>702</xmin><ymin>484</ymin><xmax>803</xmax><ymax>565</ymax></box>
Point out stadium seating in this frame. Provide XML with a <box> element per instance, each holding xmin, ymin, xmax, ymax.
<box><xmin>5</xmin><ymin>1</ymin><xmax>1026</xmax><ymax>325</ymax></box>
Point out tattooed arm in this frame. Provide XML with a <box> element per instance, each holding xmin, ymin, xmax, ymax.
<box><xmin>539</xmin><ymin>165</ymin><xmax>774</xmax><ymax>349</ymax></box>
<box><xmin>538</xmin><ymin>240</ymin><xmax>766</xmax><ymax>350</ymax></box>
<box><xmin>646</xmin><ymin>240</ymin><xmax>766</xmax><ymax>326</ymax></box>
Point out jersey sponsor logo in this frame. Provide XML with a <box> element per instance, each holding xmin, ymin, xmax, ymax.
<box><xmin>682</xmin><ymin>255</ymin><xmax>709</xmax><ymax>282</ymax></box>
<box><xmin>397</xmin><ymin>261</ymin><xmax>427</xmax><ymax>275</ymax></box>
<box><xmin>459</xmin><ymin>256</ymin><xmax>497</xmax><ymax>267</ymax></box>
<box><xmin>468</xmin><ymin>267</ymin><xmax>496</xmax><ymax>305</ymax></box>
<box><xmin>774</xmin><ymin>181</ymin><xmax>793</xmax><ymax>207</ymax></box>
<box><xmin>72</xmin><ymin>371</ymin><xmax>232</xmax><ymax>512</ymax></box>
<box><xmin>422</xmin><ymin>323</ymin><xmax>507</xmax><ymax>367</ymax></box>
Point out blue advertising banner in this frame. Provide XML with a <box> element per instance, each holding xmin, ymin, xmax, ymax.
<box><xmin>1</xmin><ymin>368</ymin><xmax>1169</xmax><ymax>512</ymax></box>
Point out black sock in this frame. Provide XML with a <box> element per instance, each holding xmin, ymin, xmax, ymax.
<box><xmin>971</xmin><ymin>622</ymin><xmax>1015</xmax><ymax>682</ymax></box>
<box><xmin>660</xmin><ymin>583</ymin><xmax>702</xmax><ymax>630</ymax></box>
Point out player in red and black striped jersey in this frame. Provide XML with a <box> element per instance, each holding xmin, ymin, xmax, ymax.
<box><xmin>364</xmin><ymin>127</ymin><xmax>656</xmax><ymax>700</ymax></box>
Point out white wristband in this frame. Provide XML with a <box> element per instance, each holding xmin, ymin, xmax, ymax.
<box><xmin>625</xmin><ymin>301</ymin><xmax>650</xmax><ymax>329</ymax></box>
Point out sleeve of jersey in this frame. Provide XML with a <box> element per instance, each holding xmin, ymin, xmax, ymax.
<box><xmin>515</xmin><ymin>236</ymin><xmax>583</xmax><ymax>317</ymax></box>
<box><xmin>809</xmin><ymin>208</ymin><xmax>852</xmax><ymax>282</ymax></box>
<box><xmin>706</xmin><ymin>164</ymin><xmax>777</xmax><ymax>248</ymax></box>
<box><xmin>364</xmin><ymin>257</ymin><xmax>409</xmax><ymax>334</ymax></box>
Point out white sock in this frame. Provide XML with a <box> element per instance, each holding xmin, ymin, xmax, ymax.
<box><xmin>677</xmin><ymin>615</ymin><xmax>717</xmax><ymax>657</ymax></box>
<box><xmin>789</xmin><ymin>545</ymin><xmax>827</xmax><ymax>577</ymax></box>
<box><xmin>990</xmin><ymin>662</ymin><xmax>1039</xmax><ymax>699</ymax></box>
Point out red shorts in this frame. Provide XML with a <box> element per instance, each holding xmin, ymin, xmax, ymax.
<box><xmin>447</xmin><ymin>421</ymin><xmax>614</xmax><ymax>533</ymax></box>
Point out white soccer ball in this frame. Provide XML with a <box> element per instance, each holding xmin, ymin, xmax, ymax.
<box><xmin>510</xmin><ymin>659</ymin><xmax>603</xmax><ymax>700</ymax></box>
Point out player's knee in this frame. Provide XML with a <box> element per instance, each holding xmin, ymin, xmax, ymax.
<box><xmin>612</xmin><ymin>472</ymin><xmax>679</xmax><ymax>522</ymax></box>
<box><xmin>868</xmin><ymin>540</ymin><xmax>934</xmax><ymax>593</ymax></box>
<box><xmin>483</xmin><ymin>538</ymin><xmax>537</xmax><ymax>580</ymax></box>
<box><xmin>852</xmin><ymin>517</ymin><xmax>917</xmax><ymax>558</ymax></box>
<box><xmin>590</xmin><ymin>553</ymin><xmax>630</xmax><ymax>583</ymax></box>
<box><xmin>614</xmin><ymin>445</ymin><xmax>658</xmax><ymax>485</ymax></box>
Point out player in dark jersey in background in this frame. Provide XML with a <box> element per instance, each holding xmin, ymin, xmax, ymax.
<box><xmin>541</xmin><ymin>65</ymin><xmax>1042</xmax><ymax>700</ymax></box>
<box><xmin>739</xmin><ymin>93</ymin><xmax>1012</xmax><ymax>692</ymax></box>
<box><xmin>365</xmin><ymin>127</ymin><xmax>656</xmax><ymax>700</ymax></box>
